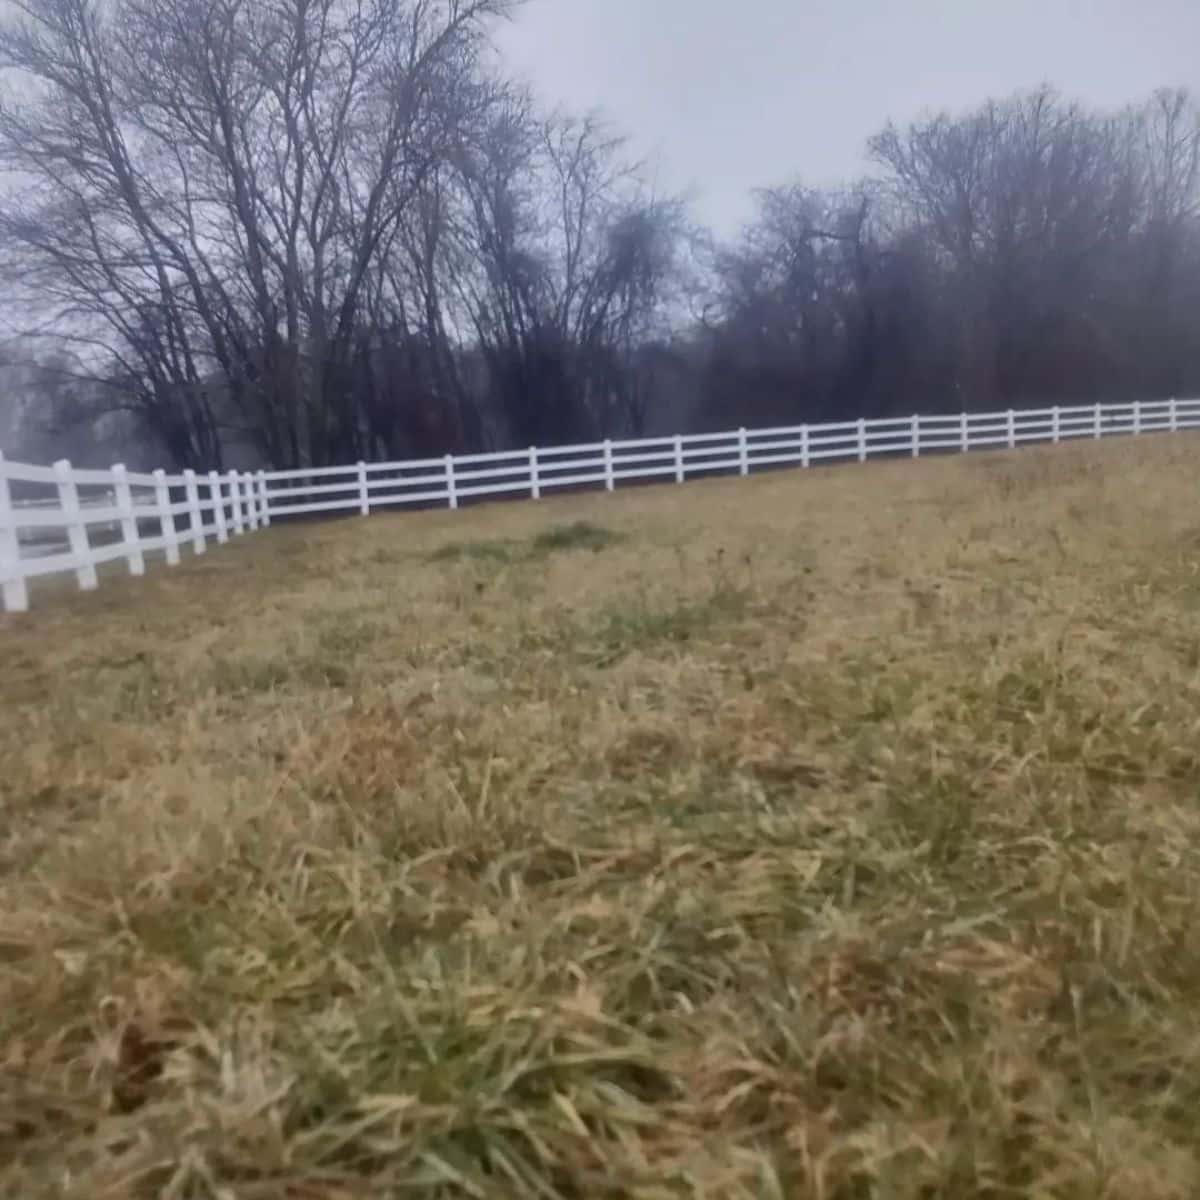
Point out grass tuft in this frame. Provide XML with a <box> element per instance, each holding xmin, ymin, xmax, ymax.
<box><xmin>430</xmin><ymin>521</ymin><xmax>623</xmax><ymax>569</ymax></box>
<box><xmin>530</xmin><ymin>520</ymin><xmax>625</xmax><ymax>555</ymax></box>
<box><xmin>428</xmin><ymin>538</ymin><xmax>519</xmax><ymax>565</ymax></box>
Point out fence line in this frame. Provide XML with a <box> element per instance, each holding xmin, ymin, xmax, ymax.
<box><xmin>2</xmin><ymin>399</ymin><xmax>1198</xmax><ymax>613</ymax></box>
<box><xmin>0</xmin><ymin>457</ymin><xmax>268</xmax><ymax>613</ymax></box>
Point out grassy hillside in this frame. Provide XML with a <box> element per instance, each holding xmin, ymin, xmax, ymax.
<box><xmin>4</xmin><ymin>437</ymin><xmax>1200</xmax><ymax>1198</ymax></box>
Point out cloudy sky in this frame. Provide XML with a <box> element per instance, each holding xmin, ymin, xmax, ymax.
<box><xmin>494</xmin><ymin>0</ymin><xmax>1200</xmax><ymax>235</ymax></box>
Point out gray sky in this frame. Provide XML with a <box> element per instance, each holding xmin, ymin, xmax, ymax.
<box><xmin>494</xmin><ymin>0</ymin><xmax>1200</xmax><ymax>235</ymax></box>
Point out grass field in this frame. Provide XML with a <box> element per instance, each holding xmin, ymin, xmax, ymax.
<box><xmin>4</xmin><ymin>436</ymin><xmax>1200</xmax><ymax>1198</ymax></box>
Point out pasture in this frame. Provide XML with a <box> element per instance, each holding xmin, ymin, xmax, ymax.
<box><xmin>3</xmin><ymin>435</ymin><xmax>1200</xmax><ymax>1198</ymax></box>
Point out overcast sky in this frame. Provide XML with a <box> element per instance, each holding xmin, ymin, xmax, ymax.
<box><xmin>493</xmin><ymin>0</ymin><xmax>1200</xmax><ymax>236</ymax></box>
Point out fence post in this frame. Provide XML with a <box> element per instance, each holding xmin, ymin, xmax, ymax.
<box><xmin>738</xmin><ymin>427</ymin><xmax>749</xmax><ymax>476</ymax></box>
<box><xmin>603</xmin><ymin>439</ymin><xmax>615</xmax><ymax>492</ymax></box>
<box><xmin>229</xmin><ymin>469</ymin><xmax>245</xmax><ymax>534</ymax></box>
<box><xmin>674</xmin><ymin>435</ymin><xmax>684</xmax><ymax>483</ymax></box>
<box><xmin>112</xmin><ymin>464</ymin><xmax>146</xmax><ymax>576</ymax></box>
<box><xmin>1133</xmin><ymin>400</ymin><xmax>1143</xmax><ymax>436</ymax></box>
<box><xmin>445</xmin><ymin>455</ymin><xmax>458</xmax><ymax>510</ymax></box>
<box><xmin>240</xmin><ymin>472</ymin><xmax>254</xmax><ymax>530</ymax></box>
<box><xmin>243</xmin><ymin>473</ymin><xmax>259</xmax><ymax>532</ymax></box>
<box><xmin>209</xmin><ymin>471</ymin><xmax>228</xmax><ymax>544</ymax></box>
<box><xmin>1051</xmin><ymin>406</ymin><xmax>1061</xmax><ymax>445</ymax></box>
<box><xmin>857</xmin><ymin>418</ymin><xmax>867</xmax><ymax>463</ymax></box>
<box><xmin>258</xmin><ymin>471</ymin><xmax>270</xmax><ymax>527</ymax></box>
<box><xmin>184</xmin><ymin>469</ymin><xmax>205</xmax><ymax>555</ymax></box>
<box><xmin>529</xmin><ymin>446</ymin><xmax>540</xmax><ymax>500</ymax></box>
<box><xmin>960</xmin><ymin>411</ymin><xmax>969</xmax><ymax>454</ymax></box>
<box><xmin>911</xmin><ymin>414</ymin><xmax>920</xmax><ymax>458</ymax></box>
<box><xmin>55</xmin><ymin>459</ymin><xmax>99</xmax><ymax>591</ymax></box>
<box><xmin>0</xmin><ymin>451</ymin><xmax>29</xmax><ymax>613</ymax></box>
<box><xmin>1006</xmin><ymin>409</ymin><xmax>1016</xmax><ymax>450</ymax></box>
<box><xmin>1170</xmin><ymin>397</ymin><xmax>1179</xmax><ymax>433</ymax></box>
<box><xmin>801</xmin><ymin>424</ymin><xmax>811</xmax><ymax>469</ymax></box>
<box><xmin>153</xmin><ymin>469</ymin><xmax>181</xmax><ymax>565</ymax></box>
<box><xmin>1094</xmin><ymin>402</ymin><xmax>1102</xmax><ymax>439</ymax></box>
<box><xmin>357</xmin><ymin>461</ymin><xmax>369</xmax><ymax>516</ymax></box>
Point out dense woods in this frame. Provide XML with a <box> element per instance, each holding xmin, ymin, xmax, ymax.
<box><xmin>0</xmin><ymin>0</ymin><xmax>1197</xmax><ymax>469</ymax></box>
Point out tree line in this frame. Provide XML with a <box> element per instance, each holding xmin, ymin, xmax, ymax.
<box><xmin>0</xmin><ymin>0</ymin><xmax>1197</xmax><ymax>470</ymax></box>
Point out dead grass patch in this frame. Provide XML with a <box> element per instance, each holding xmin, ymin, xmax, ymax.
<box><xmin>4</xmin><ymin>437</ymin><xmax>1200</xmax><ymax>1196</ymax></box>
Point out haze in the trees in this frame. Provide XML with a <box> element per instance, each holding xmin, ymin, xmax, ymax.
<box><xmin>0</xmin><ymin>1</ymin><xmax>1197</xmax><ymax>469</ymax></box>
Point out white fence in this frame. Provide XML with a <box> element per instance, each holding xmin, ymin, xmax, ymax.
<box><xmin>259</xmin><ymin>399</ymin><xmax>1200</xmax><ymax>518</ymax></box>
<box><xmin>0</xmin><ymin>457</ymin><xmax>268</xmax><ymax>613</ymax></box>
<box><xmin>3</xmin><ymin>399</ymin><xmax>1198</xmax><ymax>613</ymax></box>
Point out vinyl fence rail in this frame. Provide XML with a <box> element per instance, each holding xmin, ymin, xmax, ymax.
<box><xmin>2</xmin><ymin>399</ymin><xmax>1197</xmax><ymax>613</ymax></box>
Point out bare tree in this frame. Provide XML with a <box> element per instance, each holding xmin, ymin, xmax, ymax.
<box><xmin>440</xmin><ymin>106</ymin><xmax>688</xmax><ymax>444</ymax></box>
<box><xmin>0</xmin><ymin>0</ymin><xmax>514</xmax><ymax>467</ymax></box>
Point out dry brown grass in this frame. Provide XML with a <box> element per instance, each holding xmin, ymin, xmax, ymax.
<box><xmin>4</xmin><ymin>436</ymin><xmax>1200</xmax><ymax>1197</ymax></box>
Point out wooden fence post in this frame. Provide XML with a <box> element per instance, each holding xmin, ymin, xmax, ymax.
<box><xmin>0</xmin><ymin>451</ymin><xmax>29</xmax><ymax>613</ymax></box>
<box><xmin>184</xmin><ymin>469</ymin><xmax>205</xmax><ymax>555</ymax></box>
<box><xmin>603</xmin><ymin>439</ymin><xmax>615</xmax><ymax>492</ymax></box>
<box><xmin>1094</xmin><ymin>403</ymin><xmax>1102</xmax><ymax>439</ymax></box>
<box><xmin>674</xmin><ymin>435</ymin><xmax>685</xmax><ymax>483</ymax></box>
<box><xmin>112</xmin><ymin>464</ymin><xmax>146</xmax><ymax>576</ymax></box>
<box><xmin>857</xmin><ymin>418</ymin><xmax>867</xmax><ymax>463</ymax></box>
<box><xmin>801</xmin><ymin>424</ymin><xmax>811</xmax><ymax>469</ymax></box>
<box><xmin>209</xmin><ymin>471</ymin><xmax>228</xmax><ymax>544</ymax></box>
<box><xmin>1006</xmin><ymin>409</ymin><xmax>1016</xmax><ymax>450</ymax></box>
<box><xmin>154</xmin><ymin>469</ymin><xmax>181</xmax><ymax>565</ymax></box>
<box><xmin>55</xmin><ymin>459</ymin><xmax>99</xmax><ymax>591</ymax></box>
<box><xmin>445</xmin><ymin>455</ymin><xmax>458</xmax><ymax>510</ymax></box>
<box><xmin>960</xmin><ymin>411</ymin><xmax>969</xmax><ymax>453</ymax></box>
<box><xmin>911</xmin><ymin>414</ymin><xmax>920</xmax><ymax>457</ymax></box>
<box><xmin>738</xmin><ymin>427</ymin><xmax>749</xmax><ymax>476</ymax></box>
<box><xmin>1170</xmin><ymin>397</ymin><xmax>1179</xmax><ymax>433</ymax></box>
<box><xmin>1051</xmin><ymin>406</ymin><xmax>1061</xmax><ymax>444</ymax></box>
<box><xmin>1133</xmin><ymin>400</ymin><xmax>1143</xmax><ymax>435</ymax></box>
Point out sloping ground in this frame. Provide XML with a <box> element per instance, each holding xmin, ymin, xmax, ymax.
<box><xmin>3</xmin><ymin>436</ymin><xmax>1200</xmax><ymax>1198</ymax></box>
